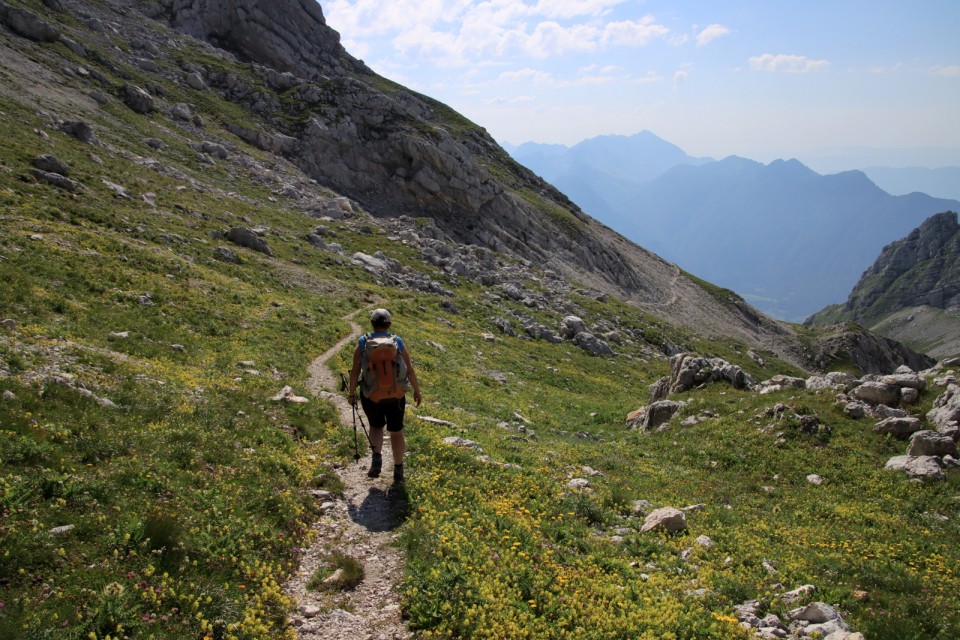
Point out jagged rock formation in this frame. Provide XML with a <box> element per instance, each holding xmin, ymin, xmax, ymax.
<box><xmin>807</xmin><ymin>211</ymin><xmax>960</xmax><ymax>358</ymax></box>
<box><xmin>143</xmin><ymin>0</ymin><xmax>363</xmax><ymax>78</ymax></box>
<box><xmin>805</xmin><ymin>324</ymin><xmax>935</xmax><ymax>374</ymax></box>
<box><xmin>809</xmin><ymin>211</ymin><xmax>960</xmax><ymax>323</ymax></box>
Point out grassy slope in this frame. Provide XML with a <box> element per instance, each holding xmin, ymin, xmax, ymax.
<box><xmin>0</xmin><ymin>14</ymin><xmax>957</xmax><ymax>640</ymax></box>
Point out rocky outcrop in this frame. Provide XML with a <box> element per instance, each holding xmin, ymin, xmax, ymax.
<box><xmin>821</xmin><ymin>211</ymin><xmax>960</xmax><ymax>324</ymax></box>
<box><xmin>145</xmin><ymin>0</ymin><xmax>364</xmax><ymax>79</ymax></box>
<box><xmin>626</xmin><ymin>400</ymin><xmax>684</xmax><ymax>432</ymax></box>
<box><xmin>669</xmin><ymin>353</ymin><xmax>754</xmax><ymax>394</ymax></box>
<box><xmin>805</xmin><ymin>324</ymin><xmax>934</xmax><ymax>375</ymax></box>
<box><xmin>806</xmin><ymin>211</ymin><xmax>960</xmax><ymax>358</ymax></box>
<box><xmin>0</xmin><ymin>2</ymin><xmax>61</xmax><ymax>41</ymax></box>
<box><xmin>927</xmin><ymin>383</ymin><xmax>960</xmax><ymax>428</ymax></box>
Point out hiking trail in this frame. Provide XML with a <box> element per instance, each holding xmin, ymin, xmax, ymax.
<box><xmin>286</xmin><ymin>308</ymin><xmax>412</xmax><ymax>639</ymax></box>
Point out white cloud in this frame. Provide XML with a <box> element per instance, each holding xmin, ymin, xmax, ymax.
<box><xmin>929</xmin><ymin>65</ymin><xmax>960</xmax><ymax>77</ymax></box>
<box><xmin>325</xmin><ymin>1</ymin><xmax>668</xmax><ymax>67</ymax></box>
<box><xmin>749</xmin><ymin>53</ymin><xmax>830</xmax><ymax>73</ymax></box>
<box><xmin>868</xmin><ymin>63</ymin><xmax>903</xmax><ymax>74</ymax></box>
<box><xmin>602</xmin><ymin>17</ymin><xmax>670</xmax><ymax>47</ymax></box>
<box><xmin>500</xmin><ymin>68</ymin><xmax>555</xmax><ymax>84</ymax></box>
<box><xmin>523</xmin><ymin>21</ymin><xmax>600</xmax><ymax>57</ymax></box>
<box><xmin>489</xmin><ymin>95</ymin><xmax>536</xmax><ymax>104</ymax></box>
<box><xmin>696</xmin><ymin>24</ymin><xmax>731</xmax><ymax>46</ymax></box>
<box><xmin>532</xmin><ymin>0</ymin><xmax>624</xmax><ymax>19</ymax></box>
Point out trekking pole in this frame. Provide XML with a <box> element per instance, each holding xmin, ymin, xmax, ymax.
<box><xmin>354</xmin><ymin>403</ymin><xmax>372</xmax><ymax>450</ymax></box>
<box><xmin>340</xmin><ymin>372</ymin><xmax>361</xmax><ymax>461</ymax></box>
<box><xmin>341</xmin><ymin>372</ymin><xmax>372</xmax><ymax>461</ymax></box>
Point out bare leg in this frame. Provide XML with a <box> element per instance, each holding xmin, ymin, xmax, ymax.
<box><xmin>389</xmin><ymin>431</ymin><xmax>405</xmax><ymax>465</ymax></box>
<box><xmin>369</xmin><ymin>426</ymin><xmax>384</xmax><ymax>454</ymax></box>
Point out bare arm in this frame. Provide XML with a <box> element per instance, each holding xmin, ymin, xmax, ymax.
<box><xmin>347</xmin><ymin>345</ymin><xmax>361</xmax><ymax>405</ymax></box>
<box><xmin>401</xmin><ymin>347</ymin><xmax>422</xmax><ymax>406</ymax></box>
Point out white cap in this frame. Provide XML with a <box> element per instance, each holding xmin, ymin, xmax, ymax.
<box><xmin>370</xmin><ymin>308</ymin><xmax>392</xmax><ymax>324</ymax></box>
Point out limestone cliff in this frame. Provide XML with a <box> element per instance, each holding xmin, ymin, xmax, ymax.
<box><xmin>806</xmin><ymin>211</ymin><xmax>960</xmax><ymax>358</ymax></box>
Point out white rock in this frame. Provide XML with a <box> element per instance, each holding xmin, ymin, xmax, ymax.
<box><xmin>640</xmin><ymin>507</ymin><xmax>687</xmax><ymax>533</ymax></box>
<box><xmin>885</xmin><ymin>455</ymin><xmax>945</xmax><ymax>480</ymax></box>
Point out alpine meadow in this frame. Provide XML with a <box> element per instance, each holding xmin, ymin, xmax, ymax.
<box><xmin>0</xmin><ymin>2</ymin><xmax>958</xmax><ymax>640</ymax></box>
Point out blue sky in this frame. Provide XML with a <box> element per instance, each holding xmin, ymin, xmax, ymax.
<box><xmin>321</xmin><ymin>1</ymin><xmax>960</xmax><ymax>166</ymax></box>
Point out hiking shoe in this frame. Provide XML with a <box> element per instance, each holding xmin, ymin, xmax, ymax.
<box><xmin>393</xmin><ymin>464</ymin><xmax>404</xmax><ymax>483</ymax></box>
<box><xmin>367</xmin><ymin>453</ymin><xmax>382</xmax><ymax>478</ymax></box>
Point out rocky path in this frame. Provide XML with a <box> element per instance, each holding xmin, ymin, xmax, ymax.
<box><xmin>286</xmin><ymin>309</ymin><xmax>412</xmax><ymax>640</ymax></box>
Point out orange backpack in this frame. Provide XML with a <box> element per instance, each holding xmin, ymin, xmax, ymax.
<box><xmin>360</xmin><ymin>334</ymin><xmax>410</xmax><ymax>401</ymax></box>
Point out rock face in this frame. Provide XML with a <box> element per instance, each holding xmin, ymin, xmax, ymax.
<box><xmin>146</xmin><ymin>0</ymin><xmax>361</xmax><ymax>79</ymax></box>
<box><xmin>1</xmin><ymin>3</ymin><xmax>61</xmax><ymax>41</ymax></box>
<box><xmin>818</xmin><ymin>211</ymin><xmax>960</xmax><ymax>324</ymax></box>
<box><xmin>805</xmin><ymin>325</ymin><xmax>935</xmax><ymax>375</ymax></box>
<box><xmin>669</xmin><ymin>354</ymin><xmax>754</xmax><ymax>394</ymax></box>
<box><xmin>807</xmin><ymin>211</ymin><xmax>960</xmax><ymax>358</ymax></box>
<box><xmin>927</xmin><ymin>384</ymin><xmax>960</xmax><ymax>428</ymax></box>
<box><xmin>626</xmin><ymin>400</ymin><xmax>684</xmax><ymax>431</ymax></box>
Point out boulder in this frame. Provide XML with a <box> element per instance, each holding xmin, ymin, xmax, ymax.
<box><xmin>761</xmin><ymin>375</ymin><xmax>806</xmax><ymax>389</ymax></box>
<box><xmin>227</xmin><ymin>227</ymin><xmax>274</xmax><ymax>257</ymax></box>
<box><xmin>201</xmin><ymin>141</ymin><xmax>229</xmax><ymax>159</ymax></box>
<box><xmin>123</xmin><ymin>83</ymin><xmax>156</xmax><ymax>114</ymax></box>
<box><xmin>807</xmin><ymin>371</ymin><xmax>857</xmax><ymax>391</ymax></box>
<box><xmin>907</xmin><ymin>431</ymin><xmax>958</xmax><ymax>457</ymax></box>
<box><xmin>640</xmin><ymin>507</ymin><xmax>687</xmax><ymax>533</ymax></box>
<box><xmin>270</xmin><ymin>386</ymin><xmax>308</xmax><ymax>403</ymax></box>
<box><xmin>880</xmin><ymin>372</ymin><xmax>926</xmax><ymax>391</ymax></box>
<box><xmin>927</xmin><ymin>385</ymin><xmax>960</xmax><ymax>428</ymax></box>
<box><xmin>873</xmin><ymin>416</ymin><xmax>922</xmax><ymax>439</ymax></box>
<box><xmin>626</xmin><ymin>400</ymin><xmax>683</xmax><ymax>431</ymax></box>
<box><xmin>884</xmin><ymin>455</ymin><xmax>944</xmax><ymax>480</ymax></box>
<box><xmin>214</xmin><ymin>247</ymin><xmax>240</xmax><ymax>263</ymax></box>
<box><xmin>32</xmin><ymin>154</ymin><xmax>69</xmax><ymax>175</ymax></box>
<box><xmin>443</xmin><ymin>436</ymin><xmax>481</xmax><ymax>450</ymax></box>
<box><xmin>843</xmin><ymin>402</ymin><xmax>867</xmax><ymax>418</ymax></box>
<box><xmin>185</xmin><ymin>71</ymin><xmax>207</xmax><ymax>90</ymax></box>
<box><xmin>780</xmin><ymin>584</ymin><xmax>816</xmax><ymax>604</ymax></box>
<box><xmin>61</xmin><ymin>121</ymin><xmax>97</xmax><ymax>144</ymax></box>
<box><xmin>788</xmin><ymin>602</ymin><xmax>843</xmax><ymax>625</ymax></box>
<box><xmin>1</xmin><ymin>4</ymin><xmax>59</xmax><ymax>41</ymax></box>
<box><xmin>648</xmin><ymin>376</ymin><xmax>670</xmax><ymax>403</ymax></box>
<box><xmin>573</xmin><ymin>332</ymin><xmax>613</xmax><ymax>356</ymax></box>
<box><xmin>900</xmin><ymin>387</ymin><xmax>920</xmax><ymax>404</ymax></box>
<box><xmin>171</xmin><ymin>102</ymin><xmax>193</xmax><ymax>120</ymax></box>
<box><xmin>851</xmin><ymin>380</ymin><xmax>901</xmax><ymax>406</ymax></box>
<box><xmin>559</xmin><ymin>315</ymin><xmax>587</xmax><ymax>339</ymax></box>
<box><xmin>669</xmin><ymin>354</ymin><xmax>754</xmax><ymax>393</ymax></box>
<box><xmin>29</xmin><ymin>169</ymin><xmax>82</xmax><ymax>192</ymax></box>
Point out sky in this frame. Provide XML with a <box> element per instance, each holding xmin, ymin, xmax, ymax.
<box><xmin>321</xmin><ymin>1</ymin><xmax>960</xmax><ymax>166</ymax></box>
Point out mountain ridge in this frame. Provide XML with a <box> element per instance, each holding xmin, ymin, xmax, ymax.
<box><xmin>511</xmin><ymin>138</ymin><xmax>960</xmax><ymax>321</ymax></box>
<box><xmin>806</xmin><ymin>211</ymin><xmax>960</xmax><ymax>358</ymax></box>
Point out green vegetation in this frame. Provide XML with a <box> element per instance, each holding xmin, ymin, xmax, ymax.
<box><xmin>681</xmin><ymin>268</ymin><xmax>748</xmax><ymax>310</ymax></box>
<box><xmin>306</xmin><ymin>552</ymin><xmax>365</xmax><ymax>592</ymax></box>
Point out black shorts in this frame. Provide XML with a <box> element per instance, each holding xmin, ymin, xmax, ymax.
<box><xmin>360</xmin><ymin>394</ymin><xmax>406</xmax><ymax>432</ymax></box>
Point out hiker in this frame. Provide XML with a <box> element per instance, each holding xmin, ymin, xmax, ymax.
<box><xmin>348</xmin><ymin>308</ymin><xmax>421</xmax><ymax>482</ymax></box>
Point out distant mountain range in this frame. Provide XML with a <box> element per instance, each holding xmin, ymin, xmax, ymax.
<box><xmin>507</xmin><ymin>132</ymin><xmax>960</xmax><ymax>322</ymax></box>
<box><xmin>807</xmin><ymin>211</ymin><xmax>960</xmax><ymax>358</ymax></box>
